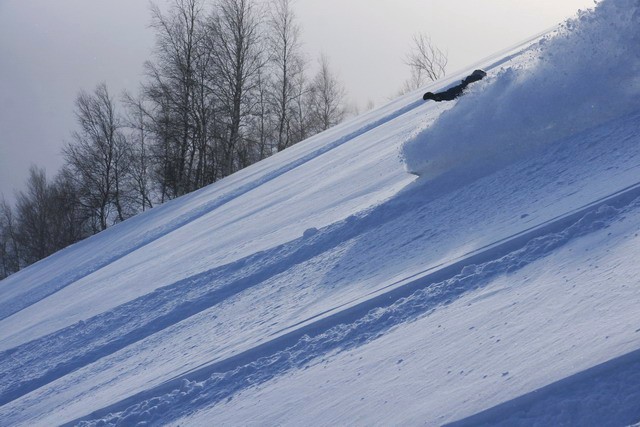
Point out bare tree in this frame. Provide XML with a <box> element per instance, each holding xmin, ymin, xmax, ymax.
<box><xmin>64</xmin><ymin>83</ymin><xmax>130</xmax><ymax>231</ymax></box>
<box><xmin>402</xmin><ymin>33</ymin><xmax>448</xmax><ymax>92</ymax></box>
<box><xmin>267</xmin><ymin>0</ymin><xmax>306</xmax><ymax>151</ymax></box>
<box><xmin>205</xmin><ymin>0</ymin><xmax>266</xmax><ymax>175</ymax></box>
<box><xmin>123</xmin><ymin>93</ymin><xmax>155</xmax><ymax>212</ymax></box>
<box><xmin>0</xmin><ymin>197</ymin><xmax>20</xmax><ymax>279</ymax></box>
<box><xmin>191</xmin><ymin>34</ymin><xmax>220</xmax><ymax>188</ymax></box>
<box><xmin>307</xmin><ymin>54</ymin><xmax>346</xmax><ymax>133</ymax></box>
<box><xmin>3</xmin><ymin>167</ymin><xmax>90</xmax><ymax>276</ymax></box>
<box><xmin>145</xmin><ymin>0</ymin><xmax>208</xmax><ymax>198</ymax></box>
<box><xmin>246</xmin><ymin>66</ymin><xmax>276</xmax><ymax>162</ymax></box>
<box><xmin>13</xmin><ymin>167</ymin><xmax>53</xmax><ymax>264</ymax></box>
<box><xmin>287</xmin><ymin>70</ymin><xmax>310</xmax><ymax>143</ymax></box>
<box><xmin>49</xmin><ymin>167</ymin><xmax>92</xmax><ymax>248</ymax></box>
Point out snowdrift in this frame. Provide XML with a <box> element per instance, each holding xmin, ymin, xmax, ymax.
<box><xmin>403</xmin><ymin>0</ymin><xmax>640</xmax><ymax>180</ymax></box>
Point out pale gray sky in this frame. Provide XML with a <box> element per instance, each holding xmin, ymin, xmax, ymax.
<box><xmin>0</xmin><ymin>0</ymin><xmax>594</xmax><ymax>200</ymax></box>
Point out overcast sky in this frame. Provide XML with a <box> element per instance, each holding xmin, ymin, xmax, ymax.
<box><xmin>0</xmin><ymin>0</ymin><xmax>594</xmax><ymax>201</ymax></box>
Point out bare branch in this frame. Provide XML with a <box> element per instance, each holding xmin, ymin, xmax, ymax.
<box><xmin>402</xmin><ymin>33</ymin><xmax>448</xmax><ymax>92</ymax></box>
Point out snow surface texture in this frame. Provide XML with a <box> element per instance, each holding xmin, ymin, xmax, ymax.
<box><xmin>77</xmin><ymin>197</ymin><xmax>640</xmax><ymax>426</ymax></box>
<box><xmin>2</xmin><ymin>0</ymin><xmax>640</xmax><ymax>425</ymax></box>
<box><xmin>403</xmin><ymin>0</ymin><xmax>640</xmax><ymax>180</ymax></box>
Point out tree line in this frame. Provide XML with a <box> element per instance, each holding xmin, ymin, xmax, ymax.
<box><xmin>0</xmin><ymin>0</ymin><xmax>449</xmax><ymax>280</ymax></box>
<box><xmin>0</xmin><ymin>0</ymin><xmax>349</xmax><ymax>279</ymax></box>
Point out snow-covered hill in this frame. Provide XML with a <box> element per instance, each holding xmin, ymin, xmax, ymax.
<box><xmin>2</xmin><ymin>0</ymin><xmax>640</xmax><ymax>425</ymax></box>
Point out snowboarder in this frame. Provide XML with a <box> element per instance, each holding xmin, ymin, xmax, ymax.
<box><xmin>423</xmin><ymin>69</ymin><xmax>487</xmax><ymax>102</ymax></box>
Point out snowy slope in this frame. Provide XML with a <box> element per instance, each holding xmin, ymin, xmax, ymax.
<box><xmin>2</xmin><ymin>0</ymin><xmax>640</xmax><ymax>425</ymax></box>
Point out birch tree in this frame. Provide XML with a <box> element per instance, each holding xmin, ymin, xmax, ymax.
<box><xmin>205</xmin><ymin>0</ymin><xmax>266</xmax><ymax>175</ymax></box>
<box><xmin>64</xmin><ymin>83</ymin><xmax>130</xmax><ymax>231</ymax></box>
<box><xmin>267</xmin><ymin>0</ymin><xmax>306</xmax><ymax>151</ymax></box>
<box><xmin>307</xmin><ymin>54</ymin><xmax>346</xmax><ymax>133</ymax></box>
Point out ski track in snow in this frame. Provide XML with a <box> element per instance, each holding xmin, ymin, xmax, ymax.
<box><xmin>71</xmin><ymin>188</ymin><xmax>640</xmax><ymax>426</ymax></box>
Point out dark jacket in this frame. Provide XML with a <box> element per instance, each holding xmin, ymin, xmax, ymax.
<box><xmin>423</xmin><ymin>69</ymin><xmax>486</xmax><ymax>102</ymax></box>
